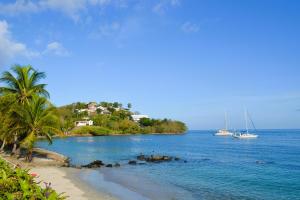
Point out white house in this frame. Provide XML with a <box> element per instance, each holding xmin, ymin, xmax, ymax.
<box><xmin>75</xmin><ymin>120</ymin><xmax>94</xmax><ymax>127</ymax></box>
<box><xmin>131</xmin><ymin>114</ymin><xmax>149</xmax><ymax>122</ymax></box>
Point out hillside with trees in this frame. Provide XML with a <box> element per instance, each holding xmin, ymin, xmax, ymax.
<box><xmin>56</xmin><ymin>102</ymin><xmax>187</xmax><ymax>135</ymax></box>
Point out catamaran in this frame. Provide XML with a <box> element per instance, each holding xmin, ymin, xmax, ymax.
<box><xmin>233</xmin><ymin>110</ymin><xmax>258</xmax><ymax>139</ymax></box>
<box><xmin>215</xmin><ymin>112</ymin><xmax>233</xmax><ymax>136</ymax></box>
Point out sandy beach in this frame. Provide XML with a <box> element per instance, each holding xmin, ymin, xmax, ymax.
<box><xmin>30</xmin><ymin>167</ymin><xmax>117</xmax><ymax>200</ymax></box>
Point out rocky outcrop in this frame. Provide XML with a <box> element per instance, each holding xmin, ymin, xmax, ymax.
<box><xmin>137</xmin><ymin>154</ymin><xmax>177</xmax><ymax>163</ymax></box>
<box><xmin>81</xmin><ymin>160</ymin><xmax>105</xmax><ymax>168</ymax></box>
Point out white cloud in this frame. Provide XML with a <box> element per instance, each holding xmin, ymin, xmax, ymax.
<box><xmin>0</xmin><ymin>0</ymin><xmax>112</xmax><ymax>21</ymax></box>
<box><xmin>44</xmin><ymin>41</ymin><xmax>70</xmax><ymax>56</ymax></box>
<box><xmin>0</xmin><ymin>20</ymin><xmax>38</xmax><ymax>67</ymax></box>
<box><xmin>0</xmin><ymin>0</ymin><xmax>39</xmax><ymax>15</ymax></box>
<box><xmin>181</xmin><ymin>21</ymin><xmax>199</xmax><ymax>33</ymax></box>
<box><xmin>153</xmin><ymin>0</ymin><xmax>180</xmax><ymax>15</ymax></box>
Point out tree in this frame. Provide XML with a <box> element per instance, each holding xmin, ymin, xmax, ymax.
<box><xmin>0</xmin><ymin>65</ymin><xmax>50</xmax><ymax>155</ymax></box>
<box><xmin>0</xmin><ymin>65</ymin><xmax>49</xmax><ymax>104</ymax></box>
<box><xmin>127</xmin><ymin>103</ymin><xmax>132</xmax><ymax>110</ymax></box>
<box><xmin>11</xmin><ymin>97</ymin><xmax>61</xmax><ymax>161</ymax></box>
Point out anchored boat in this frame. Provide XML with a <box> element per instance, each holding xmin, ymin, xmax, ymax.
<box><xmin>215</xmin><ymin>112</ymin><xmax>233</xmax><ymax>136</ymax></box>
<box><xmin>233</xmin><ymin>110</ymin><xmax>258</xmax><ymax>139</ymax></box>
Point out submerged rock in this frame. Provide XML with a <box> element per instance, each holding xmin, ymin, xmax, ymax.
<box><xmin>128</xmin><ymin>160</ymin><xmax>137</xmax><ymax>165</ymax></box>
<box><xmin>114</xmin><ymin>163</ymin><xmax>121</xmax><ymax>167</ymax></box>
<box><xmin>106</xmin><ymin>164</ymin><xmax>113</xmax><ymax>168</ymax></box>
<box><xmin>174</xmin><ymin>157</ymin><xmax>180</xmax><ymax>161</ymax></box>
<box><xmin>82</xmin><ymin>160</ymin><xmax>105</xmax><ymax>168</ymax></box>
<box><xmin>137</xmin><ymin>154</ymin><xmax>173</xmax><ymax>163</ymax></box>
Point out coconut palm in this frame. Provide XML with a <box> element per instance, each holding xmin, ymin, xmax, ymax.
<box><xmin>11</xmin><ymin>96</ymin><xmax>62</xmax><ymax>161</ymax></box>
<box><xmin>0</xmin><ymin>65</ymin><xmax>49</xmax><ymax>104</ymax></box>
<box><xmin>0</xmin><ymin>65</ymin><xmax>50</xmax><ymax>154</ymax></box>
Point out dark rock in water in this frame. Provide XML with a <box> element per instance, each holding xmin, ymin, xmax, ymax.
<box><xmin>146</xmin><ymin>155</ymin><xmax>172</xmax><ymax>162</ymax></box>
<box><xmin>128</xmin><ymin>160</ymin><xmax>137</xmax><ymax>165</ymax></box>
<box><xmin>137</xmin><ymin>154</ymin><xmax>146</xmax><ymax>161</ymax></box>
<box><xmin>82</xmin><ymin>160</ymin><xmax>105</xmax><ymax>168</ymax></box>
<box><xmin>184</xmin><ymin>160</ymin><xmax>187</xmax><ymax>163</ymax></box>
<box><xmin>106</xmin><ymin>164</ymin><xmax>113</xmax><ymax>168</ymax></box>
<box><xmin>174</xmin><ymin>157</ymin><xmax>180</xmax><ymax>161</ymax></box>
<box><xmin>114</xmin><ymin>163</ymin><xmax>121</xmax><ymax>167</ymax></box>
<box><xmin>137</xmin><ymin>154</ymin><xmax>175</xmax><ymax>163</ymax></box>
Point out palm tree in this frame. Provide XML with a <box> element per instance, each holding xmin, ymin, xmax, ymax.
<box><xmin>11</xmin><ymin>97</ymin><xmax>62</xmax><ymax>161</ymax></box>
<box><xmin>0</xmin><ymin>65</ymin><xmax>49</xmax><ymax>103</ymax></box>
<box><xmin>0</xmin><ymin>65</ymin><xmax>50</xmax><ymax>154</ymax></box>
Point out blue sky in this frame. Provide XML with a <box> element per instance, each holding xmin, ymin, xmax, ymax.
<box><xmin>0</xmin><ymin>0</ymin><xmax>299</xmax><ymax>129</ymax></box>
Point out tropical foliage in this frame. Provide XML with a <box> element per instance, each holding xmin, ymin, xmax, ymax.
<box><xmin>59</xmin><ymin>102</ymin><xmax>187</xmax><ymax>135</ymax></box>
<box><xmin>0</xmin><ymin>158</ymin><xmax>64</xmax><ymax>200</ymax></box>
<box><xmin>0</xmin><ymin>65</ymin><xmax>61</xmax><ymax>159</ymax></box>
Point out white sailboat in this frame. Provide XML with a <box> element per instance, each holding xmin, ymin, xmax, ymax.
<box><xmin>215</xmin><ymin>112</ymin><xmax>233</xmax><ymax>136</ymax></box>
<box><xmin>233</xmin><ymin>110</ymin><xmax>258</xmax><ymax>139</ymax></box>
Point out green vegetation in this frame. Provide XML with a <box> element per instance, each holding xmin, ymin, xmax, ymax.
<box><xmin>61</xmin><ymin>105</ymin><xmax>187</xmax><ymax>135</ymax></box>
<box><xmin>0</xmin><ymin>158</ymin><xmax>64</xmax><ymax>200</ymax></box>
<box><xmin>0</xmin><ymin>65</ymin><xmax>61</xmax><ymax>160</ymax></box>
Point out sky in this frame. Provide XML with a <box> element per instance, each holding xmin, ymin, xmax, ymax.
<box><xmin>0</xmin><ymin>0</ymin><xmax>299</xmax><ymax>130</ymax></box>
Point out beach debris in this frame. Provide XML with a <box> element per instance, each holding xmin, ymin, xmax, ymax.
<box><xmin>106</xmin><ymin>164</ymin><xmax>113</xmax><ymax>168</ymax></box>
<box><xmin>81</xmin><ymin>160</ymin><xmax>105</xmax><ymax>168</ymax></box>
<box><xmin>128</xmin><ymin>160</ymin><xmax>137</xmax><ymax>165</ymax></box>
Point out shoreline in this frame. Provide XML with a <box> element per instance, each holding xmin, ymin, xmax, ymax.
<box><xmin>30</xmin><ymin>166</ymin><xmax>117</xmax><ymax>200</ymax></box>
<box><xmin>48</xmin><ymin>131</ymin><xmax>187</xmax><ymax>139</ymax></box>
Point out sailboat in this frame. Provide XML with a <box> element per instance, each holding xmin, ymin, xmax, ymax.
<box><xmin>215</xmin><ymin>112</ymin><xmax>233</xmax><ymax>136</ymax></box>
<box><xmin>233</xmin><ymin>110</ymin><xmax>258</xmax><ymax>139</ymax></box>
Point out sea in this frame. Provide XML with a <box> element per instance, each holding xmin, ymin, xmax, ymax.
<box><xmin>37</xmin><ymin>130</ymin><xmax>300</xmax><ymax>200</ymax></box>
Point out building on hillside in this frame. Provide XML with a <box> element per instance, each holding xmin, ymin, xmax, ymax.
<box><xmin>87</xmin><ymin>102</ymin><xmax>97</xmax><ymax>113</ymax></box>
<box><xmin>131</xmin><ymin>114</ymin><xmax>149</xmax><ymax>122</ymax></box>
<box><xmin>75</xmin><ymin>120</ymin><xmax>94</xmax><ymax>127</ymax></box>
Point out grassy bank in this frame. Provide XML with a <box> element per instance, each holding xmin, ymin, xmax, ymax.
<box><xmin>0</xmin><ymin>158</ymin><xmax>64</xmax><ymax>200</ymax></box>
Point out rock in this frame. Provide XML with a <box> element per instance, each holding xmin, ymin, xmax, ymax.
<box><xmin>82</xmin><ymin>160</ymin><xmax>105</xmax><ymax>168</ymax></box>
<box><xmin>106</xmin><ymin>164</ymin><xmax>113</xmax><ymax>168</ymax></box>
<box><xmin>128</xmin><ymin>160</ymin><xmax>137</xmax><ymax>165</ymax></box>
<box><xmin>114</xmin><ymin>163</ymin><xmax>121</xmax><ymax>167</ymax></box>
<box><xmin>184</xmin><ymin>160</ymin><xmax>187</xmax><ymax>163</ymax></box>
<box><xmin>174</xmin><ymin>157</ymin><xmax>180</xmax><ymax>161</ymax></box>
<box><xmin>137</xmin><ymin>154</ymin><xmax>146</xmax><ymax>161</ymax></box>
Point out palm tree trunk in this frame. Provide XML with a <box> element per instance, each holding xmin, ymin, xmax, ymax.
<box><xmin>0</xmin><ymin>139</ymin><xmax>6</xmax><ymax>152</ymax></box>
<box><xmin>12</xmin><ymin>133</ymin><xmax>18</xmax><ymax>154</ymax></box>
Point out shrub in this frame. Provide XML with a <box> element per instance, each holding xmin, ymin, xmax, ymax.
<box><xmin>0</xmin><ymin>158</ymin><xmax>64</xmax><ymax>200</ymax></box>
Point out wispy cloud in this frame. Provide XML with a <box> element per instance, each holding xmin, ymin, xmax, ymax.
<box><xmin>153</xmin><ymin>0</ymin><xmax>180</xmax><ymax>15</ymax></box>
<box><xmin>0</xmin><ymin>20</ymin><xmax>39</xmax><ymax>67</ymax></box>
<box><xmin>181</xmin><ymin>21</ymin><xmax>199</xmax><ymax>33</ymax></box>
<box><xmin>0</xmin><ymin>0</ymin><xmax>112</xmax><ymax>21</ymax></box>
<box><xmin>43</xmin><ymin>41</ymin><xmax>70</xmax><ymax>56</ymax></box>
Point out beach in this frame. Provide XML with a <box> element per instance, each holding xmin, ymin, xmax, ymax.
<box><xmin>30</xmin><ymin>167</ymin><xmax>117</xmax><ymax>200</ymax></box>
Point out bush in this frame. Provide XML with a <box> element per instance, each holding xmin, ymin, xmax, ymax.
<box><xmin>0</xmin><ymin>158</ymin><xmax>64</xmax><ymax>200</ymax></box>
<box><xmin>70</xmin><ymin>126</ymin><xmax>120</xmax><ymax>136</ymax></box>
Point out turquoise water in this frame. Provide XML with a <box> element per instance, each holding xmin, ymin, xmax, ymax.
<box><xmin>37</xmin><ymin>130</ymin><xmax>300</xmax><ymax>200</ymax></box>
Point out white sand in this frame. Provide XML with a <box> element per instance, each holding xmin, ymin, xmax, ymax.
<box><xmin>30</xmin><ymin>167</ymin><xmax>116</xmax><ymax>200</ymax></box>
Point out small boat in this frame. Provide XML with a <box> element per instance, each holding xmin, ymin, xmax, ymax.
<box><xmin>233</xmin><ymin>110</ymin><xmax>258</xmax><ymax>139</ymax></box>
<box><xmin>232</xmin><ymin>132</ymin><xmax>258</xmax><ymax>139</ymax></box>
<box><xmin>215</xmin><ymin>112</ymin><xmax>233</xmax><ymax>136</ymax></box>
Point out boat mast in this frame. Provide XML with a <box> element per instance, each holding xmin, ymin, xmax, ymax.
<box><xmin>225</xmin><ymin>111</ymin><xmax>228</xmax><ymax>130</ymax></box>
<box><xmin>245</xmin><ymin>109</ymin><xmax>249</xmax><ymax>133</ymax></box>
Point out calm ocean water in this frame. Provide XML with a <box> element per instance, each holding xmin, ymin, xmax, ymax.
<box><xmin>37</xmin><ymin>130</ymin><xmax>300</xmax><ymax>200</ymax></box>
